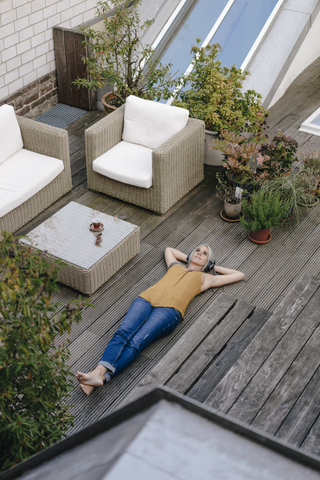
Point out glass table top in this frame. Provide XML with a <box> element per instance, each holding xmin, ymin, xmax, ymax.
<box><xmin>20</xmin><ymin>202</ymin><xmax>139</xmax><ymax>270</ymax></box>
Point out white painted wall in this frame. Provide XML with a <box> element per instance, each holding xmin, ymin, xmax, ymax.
<box><xmin>269</xmin><ymin>8</ymin><xmax>320</xmax><ymax>107</ymax></box>
<box><xmin>0</xmin><ymin>0</ymin><xmax>99</xmax><ymax>101</ymax></box>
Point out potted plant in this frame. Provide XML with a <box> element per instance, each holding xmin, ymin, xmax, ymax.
<box><xmin>215</xmin><ymin>171</ymin><xmax>242</xmax><ymax>220</ymax></box>
<box><xmin>261</xmin><ymin>172</ymin><xmax>310</xmax><ymax>222</ymax></box>
<box><xmin>296</xmin><ymin>168</ymin><xmax>319</xmax><ymax>206</ymax></box>
<box><xmin>300</xmin><ymin>150</ymin><xmax>320</xmax><ymax>195</ymax></box>
<box><xmin>73</xmin><ymin>0</ymin><xmax>175</xmax><ymax>110</ymax></box>
<box><xmin>212</xmin><ymin>131</ymin><xmax>269</xmax><ymax>192</ymax></box>
<box><xmin>260</xmin><ymin>130</ymin><xmax>299</xmax><ymax>177</ymax></box>
<box><xmin>172</xmin><ymin>41</ymin><xmax>269</xmax><ymax>165</ymax></box>
<box><xmin>240</xmin><ymin>189</ymin><xmax>290</xmax><ymax>243</ymax></box>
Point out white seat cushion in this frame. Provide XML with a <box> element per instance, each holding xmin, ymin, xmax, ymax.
<box><xmin>0</xmin><ymin>104</ymin><xmax>23</xmax><ymax>166</ymax></box>
<box><xmin>0</xmin><ymin>149</ymin><xmax>64</xmax><ymax>218</ymax></box>
<box><xmin>93</xmin><ymin>141</ymin><xmax>153</xmax><ymax>189</ymax></box>
<box><xmin>122</xmin><ymin>95</ymin><xmax>189</xmax><ymax>149</ymax></box>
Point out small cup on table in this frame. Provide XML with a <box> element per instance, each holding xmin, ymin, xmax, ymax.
<box><xmin>92</xmin><ymin>218</ymin><xmax>102</xmax><ymax>229</ymax></box>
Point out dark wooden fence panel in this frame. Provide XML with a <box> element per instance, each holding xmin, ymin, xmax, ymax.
<box><xmin>53</xmin><ymin>27</ymin><xmax>96</xmax><ymax>110</ymax></box>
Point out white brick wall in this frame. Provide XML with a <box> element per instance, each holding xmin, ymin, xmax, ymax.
<box><xmin>0</xmin><ymin>0</ymin><xmax>100</xmax><ymax>101</ymax></box>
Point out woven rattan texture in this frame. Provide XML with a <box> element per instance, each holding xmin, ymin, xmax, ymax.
<box><xmin>85</xmin><ymin>106</ymin><xmax>205</xmax><ymax>214</ymax></box>
<box><xmin>0</xmin><ymin>116</ymin><xmax>72</xmax><ymax>240</ymax></box>
<box><xmin>38</xmin><ymin>228</ymin><xmax>140</xmax><ymax>294</ymax></box>
<box><xmin>20</xmin><ymin>202</ymin><xmax>140</xmax><ymax>294</ymax></box>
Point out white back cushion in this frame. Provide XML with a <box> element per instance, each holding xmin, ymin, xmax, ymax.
<box><xmin>122</xmin><ymin>95</ymin><xmax>189</xmax><ymax>149</ymax></box>
<box><xmin>0</xmin><ymin>104</ymin><xmax>23</xmax><ymax>166</ymax></box>
<box><xmin>93</xmin><ymin>141</ymin><xmax>153</xmax><ymax>189</ymax></box>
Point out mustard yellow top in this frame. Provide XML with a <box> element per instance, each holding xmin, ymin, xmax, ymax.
<box><xmin>139</xmin><ymin>264</ymin><xmax>203</xmax><ymax>318</ymax></box>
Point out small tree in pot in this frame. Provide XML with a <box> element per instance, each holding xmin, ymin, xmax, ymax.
<box><xmin>173</xmin><ymin>41</ymin><xmax>268</xmax><ymax>134</ymax></box>
<box><xmin>240</xmin><ymin>189</ymin><xmax>290</xmax><ymax>243</ymax></box>
<box><xmin>172</xmin><ymin>40</ymin><xmax>269</xmax><ymax>165</ymax></box>
<box><xmin>73</xmin><ymin>0</ymin><xmax>175</xmax><ymax>108</ymax></box>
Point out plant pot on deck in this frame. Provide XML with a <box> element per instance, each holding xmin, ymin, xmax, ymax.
<box><xmin>101</xmin><ymin>91</ymin><xmax>122</xmax><ymax>114</ymax></box>
<box><xmin>224</xmin><ymin>196</ymin><xmax>241</xmax><ymax>219</ymax></box>
<box><xmin>205</xmin><ymin>130</ymin><xmax>225</xmax><ymax>166</ymax></box>
<box><xmin>297</xmin><ymin>196</ymin><xmax>319</xmax><ymax>207</ymax></box>
<box><xmin>249</xmin><ymin>228</ymin><xmax>272</xmax><ymax>244</ymax></box>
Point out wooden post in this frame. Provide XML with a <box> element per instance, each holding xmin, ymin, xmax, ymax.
<box><xmin>53</xmin><ymin>27</ymin><xmax>96</xmax><ymax>110</ymax></box>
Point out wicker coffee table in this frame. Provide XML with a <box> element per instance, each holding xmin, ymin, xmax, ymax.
<box><xmin>20</xmin><ymin>201</ymin><xmax>140</xmax><ymax>294</ymax></box>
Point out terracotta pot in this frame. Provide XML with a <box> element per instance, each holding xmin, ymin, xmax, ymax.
<box><xmin>224</xmin><ymin>197</ymin><xmax>241</xmax><ymax>219</ymax></box>
<box><xmin>281</xmin><ymin>210</ymin><xmax>294</xmax><ymax>222</ymax></box>
<box><xmin>249</xmin><ymin>228</ymin><xmax>271</xmax><ymax>243</ymax></box>
<box><xmin>101</xmin><ymin>91</ymin><xmax>120</xmax><ymax>114</ymax></box>
<box><xmin>306</xmin><ymin>187</ymin><xmax>317</xmax><ymax>196</ymax></box>
<box><xmin>204</xmin><ymin>130</ymin><xmax>225</xmax><ymax>166</ymax></box>
<box><xmin>220</xmin><ymin>209</ymin><xmax>243</xmax><ymax>222</ymax></box>
<box><xmin>317</xmin><ymin>183</ymin><xmax>320</xmax><ymax>197</ymax></box>
<box><xmin>297</xmin><ymin>197</ymin><xmax>319</xmax><ymax>207</ymax></box>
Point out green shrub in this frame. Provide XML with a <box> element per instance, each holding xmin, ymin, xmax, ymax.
<box><xmin>240</xmin><ymin>189</ymin><xmax>290</xmax><ymax>232</ymax></box>
<box><xmin>73</xmin><ymin>0</ymin><xmax>175</xmax><ymax>103</ymax></box>
<box><xmin>0</xmin><ymin>233</ymin><xmax>91</xmax><ymax>472</ymax></box>
<box><xmin>172</xmin><ymin>40</ymin><xmax>268</xmax><ymax>134</ymax></box>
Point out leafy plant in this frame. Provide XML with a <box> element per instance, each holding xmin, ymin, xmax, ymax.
<box><xmin>300</xmin><ymin>150</ymin><xmax>320</xmax><ymax>181</ymax></box>
<box><xmin>240</xmin><ymin>189</ymin><xmax>290</xmax><ymax>232</ymax></box>
<box><xmin>172</xmin><ymin>40</ymin><xmax>269</xmax><ymax>134</ymax></box>
<box><xmin>212</xmin><ymin>131</ymin><xmax>269</xmax><ymax>187</ymax></box>
<box><xmin>0</xmin><ymin>233</ymin><xmax>91</xmax><ymax>472</ymax></box>
<box><xmin>260</xmin><ymin>130</ymin><xmax>298</xmax><ymax>176</ymax></box>
<box><xmin>261</xmin><ymin>173</ymin><xmax>313</xmax><ymax>222</ymax></box>
<box><xmin>297</xmin><ymin>167</ymin><xmax>318</xmax><ymax>196</ymax></box>
<box><xmin>73</xmin><ymin>0</ymin><xmax>175</xmax><ymax>104</ymax></box>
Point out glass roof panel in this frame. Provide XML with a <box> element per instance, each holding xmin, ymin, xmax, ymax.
<box><xmin>311</xmin><ymin>113</ymin><xmax>320</xmax><ymax>126</ymax></box>
<box><xmin>209</xmin><ymin>0</ymin><xmax>278</xmax><ymax>68</ymax></box>
<box><xmin>157</xmin><ymin>0</ymin><xmax>229</xmax><ymax>77</ymax></box>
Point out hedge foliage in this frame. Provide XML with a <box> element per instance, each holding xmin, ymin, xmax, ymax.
<box><xmin>0</xmin><ymin>233</ymin><xmax>91</xmax><ymax>472</ymax></box>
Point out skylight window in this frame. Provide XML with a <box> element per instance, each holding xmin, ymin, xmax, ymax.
<box><xmin>300</xmin><ymin>107</ymin><xmax>320</xmax><ymax>136</ymax></box>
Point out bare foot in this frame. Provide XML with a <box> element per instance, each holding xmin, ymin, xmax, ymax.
<box><xmin>75</xmin><ymin>365</ymin><xmax>107</xmax><ymax>395</ymax></box>
<box><xmin>79</xmin><ymin>383</ymin><xmax>95</xmax><ymax>396</ymax></box>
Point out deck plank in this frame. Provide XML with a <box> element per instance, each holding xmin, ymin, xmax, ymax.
<box><xmin>187</xmin><ymin>307</ymin><xmax>272</xmax><ymax>403</ymax></box>
<box><xmin>203</xmin><ymin>275</ymin><xmax>320</xmax><ymax>413</ymax></box>
<box><xmin>276</xmin><ymin>366</ymin><xmax>320</xmax><ymax>448</ymax></box>
<box><xmin>166</xmin><ymin>300</ymin><xmax>255</xmax><ymax>394</ymax></box>
<box><xmin>228</xmin><ymin>286</ymin><xmax>320</xmax><ymax>424</ymax></box>
<box><xmin>301</xmin><ymin>415</ymin><xmax>320</xmax><ymax>457</ymax></box>
<box><xmin>251</xmin><ymin>321</ymin><xmax>320</xmax><ymax>436</ymax></box>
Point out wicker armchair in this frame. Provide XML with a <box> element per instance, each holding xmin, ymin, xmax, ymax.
<box><xmin>0</xmin><ymin>116</ymin><xmax>72</xmax><ymax>240</ymax></box>
<box><xmin>85</xmin><ymin>104</ymin><xmax>205</xmax><ymax>214</ymax></box>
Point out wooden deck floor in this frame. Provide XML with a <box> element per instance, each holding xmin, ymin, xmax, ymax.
<box><xmin>15</xmin><ymin>57</ymin><xmax>320</xmax><ymax>456</ymax></box>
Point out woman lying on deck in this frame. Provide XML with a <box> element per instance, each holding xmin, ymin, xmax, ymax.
<box><xmin>76</xmin><ymin>245</ymin><xmax>245</xmax><ymax>395</ymax></box>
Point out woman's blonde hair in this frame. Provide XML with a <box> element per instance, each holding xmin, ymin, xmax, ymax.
<box><xmin>187</xmin><ymin>244</ymin><xmax>215</xmax><ymax>274</ymax></box>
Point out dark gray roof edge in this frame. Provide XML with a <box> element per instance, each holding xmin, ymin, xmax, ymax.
<box><xmin>2</xmin><ymin>385</ymin><xmax>320</xmax><ymax>479</ymax></box>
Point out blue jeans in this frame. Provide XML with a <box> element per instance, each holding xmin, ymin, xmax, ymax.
<box><xmin>98</xmin><ymin>297</ymin><xmax>181</xmax><ymax>381</ymax></box>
